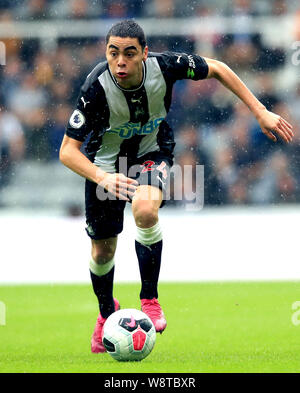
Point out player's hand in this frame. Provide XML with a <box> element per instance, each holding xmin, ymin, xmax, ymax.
<box><xmin>256</xmin><ymin>109</ymin><xmax>294</xmax><ymax>143</ymax></box>
<box><xmin>98</xmin><ymin>172</ymin><xmax>139</xmax><ymax>201</ymax></box>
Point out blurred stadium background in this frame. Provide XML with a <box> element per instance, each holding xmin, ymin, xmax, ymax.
<box><xmin>0</xmin><ymin>0</ymin><xmax>300</xmax><ymax>284</ymax></box>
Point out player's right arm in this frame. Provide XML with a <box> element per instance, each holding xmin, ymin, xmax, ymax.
<box><xmin>60</xmin><ymin>135</ymin><xmax>138</xmax><ymax>201</ymax></box>
<box><xmin>59</xmin><ymin>80</ymin><xmax>138</xmax><ymax>200</ymax></box>
<box><xmin>59</xmin><ymin>135</ymin><xmax>101</xmax><ymax>183</ymax></box>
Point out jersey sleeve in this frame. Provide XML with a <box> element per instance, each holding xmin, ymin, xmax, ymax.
<box><xmin>65</xmin><ymin>80</ymin><xmax>106</xmax><ymax>142</ymax></box>
<box><xmin>158</xmin><ymin>51</ymin><xmax>209</xmax><ymax>81</ymax></box>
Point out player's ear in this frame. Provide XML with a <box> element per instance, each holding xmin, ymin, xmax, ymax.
<box><xmin>143</xmin><ymin>46</ymin><xmax>148</xmax><ymax>61</ymax></box>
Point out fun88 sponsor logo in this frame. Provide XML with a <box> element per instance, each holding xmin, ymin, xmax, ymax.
<box><xmin>108</xmin><ymin>118</ymin><xmax>164</xmax><ymax>139</ymax></box>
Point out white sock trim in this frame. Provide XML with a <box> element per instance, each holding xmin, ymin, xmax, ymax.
<box><xmin>136</xmin><ymin>222</ymin><xmax>163</xmax><ymax>246</ymax></box>
<box><xmin>89</xmin><ymin>258</ymin><xmax>115</xmax><ymax>277</ymax></box>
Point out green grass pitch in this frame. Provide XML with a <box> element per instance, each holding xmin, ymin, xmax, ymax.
<box><xmin>1</xmin><ymin>281</ymin><xmax>300</xmax><ymax>373</ymax></box>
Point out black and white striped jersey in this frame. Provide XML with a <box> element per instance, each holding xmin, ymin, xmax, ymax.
<box><xmin>66</xmin><ymin>51</ymin><xmax>208</xmax><ymax>173</ymax></box>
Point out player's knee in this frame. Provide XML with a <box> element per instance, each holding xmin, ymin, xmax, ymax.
<box><xmin>134</xmin><ymin>203</ymin><xmax>158</xmax><ymax>228</ymax></box>
<box><xmin>92</xmin><ymin>249</ymin><xmax>115</xmax><ymax>265</ymax></box>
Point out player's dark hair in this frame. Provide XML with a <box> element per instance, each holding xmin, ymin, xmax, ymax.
<box><xmin>106</xmin><ymin>20</ymin><xmax>147</xmax><ymax>50</ymax></box>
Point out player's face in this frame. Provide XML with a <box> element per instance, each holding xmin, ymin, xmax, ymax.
<box><xmin>106</xmin><ymin>36</ymin><xmax>148</xmax><ymax>89</ymax></box>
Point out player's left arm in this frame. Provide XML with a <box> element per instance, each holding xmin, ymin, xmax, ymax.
<box><xmin>204</xmin><ymin>57</ymin><xmax>294</xmax><ymax>143</ymax></box>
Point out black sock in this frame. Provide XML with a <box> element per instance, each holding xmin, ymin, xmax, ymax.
<box><xmin>135</xmin><ymin>240</ymin><xmax>162</xmax><ymax>300</ymax></box>
<box><xmin>90</xmin><ymin>267</ymin><xmax>115</xmax><ymax>319</ymax></box>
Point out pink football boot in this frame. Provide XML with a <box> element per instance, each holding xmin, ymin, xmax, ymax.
<box><xmin>141</xmin><ymin>298</ymin><xmax>167</xmax><ymax>333</ymax></box>
<box><xmin>91</xmin><ymin>298</ymin><xmax>120</xmax><ymax>353</ymax></box>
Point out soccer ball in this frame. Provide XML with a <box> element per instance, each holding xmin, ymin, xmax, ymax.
<box><xmin>103</xmin><ymin>308</ymin><xmax>156</xmax><ymax>361</ymax></box>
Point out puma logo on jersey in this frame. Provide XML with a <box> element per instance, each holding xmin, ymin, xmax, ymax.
<box><xmin>131</xmin><ymin>97</ymin><xmax>142</xmax><ymax>104</ymax></box>
<box><xmin>176</xmin><ymin>55</ymin><xmax>182</xmax><ymax>63</ymax></box>
<box><xmin>81</xmin><ymin>97</ymin><xmax>90</xmax><ymax>108</ymax></box>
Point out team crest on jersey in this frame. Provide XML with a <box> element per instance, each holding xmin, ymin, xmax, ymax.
<box><xmin>69</xmin><ymin>109</ymin><xmax>85</xmax><ymax>129</ymax></box>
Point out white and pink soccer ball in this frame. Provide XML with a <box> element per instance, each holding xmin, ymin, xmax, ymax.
<box><xmin>103</xmin><ymin>308</ymin><xmax>156</xmax><ymax>361</ymax></box>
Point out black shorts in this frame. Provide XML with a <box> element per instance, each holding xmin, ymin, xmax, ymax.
<box><xmin>85</xmin><ymin>151</ymin><xmax>173</xmax><ymax>240</ymax></box>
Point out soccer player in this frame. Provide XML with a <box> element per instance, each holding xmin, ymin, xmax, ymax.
<box><xmin>59</xmin><ymin>20</ymin><xmax>293</xmax><ymax>353</ymax></box>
